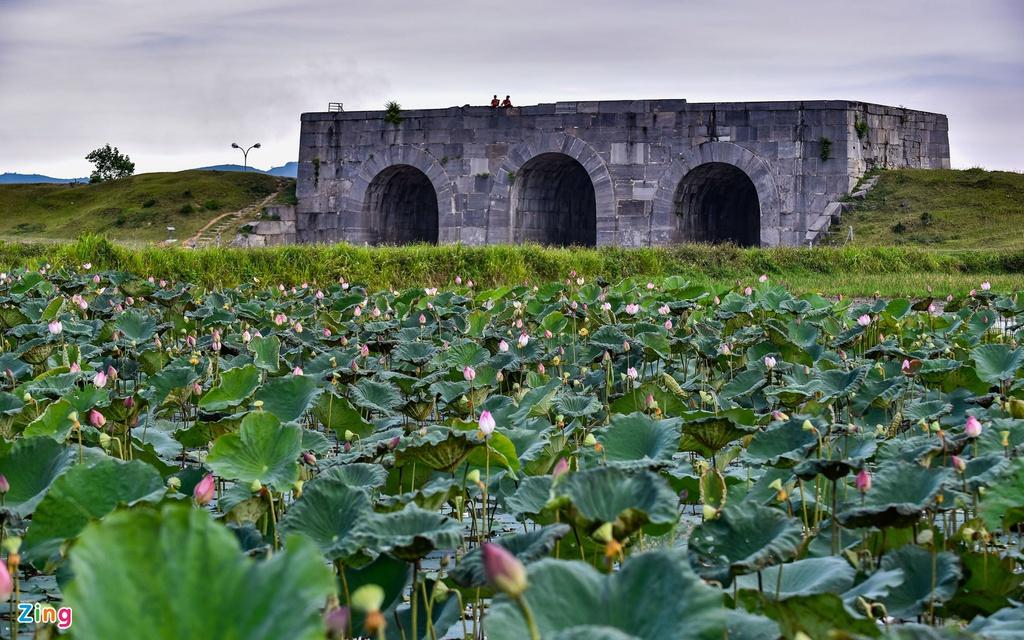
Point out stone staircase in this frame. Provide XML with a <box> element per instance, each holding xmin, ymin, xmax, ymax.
<box><xmin>185</xmin><ymin>185</ymin><xmax>285</xmax><ymax>249</ymax></box>
<box><xmin>804</xmin><ymin>174</ymin><xmax>880</xmax><ymax>246</ymax></box>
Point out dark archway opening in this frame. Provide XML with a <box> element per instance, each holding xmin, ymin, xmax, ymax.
<box><xmin>673</xmin><ymin>162</ymin><xmax>760</xmax><ymax>246</ymax></box>
<box><xmin>364</xmin><ymin>165</ymin><xmax>439</xmax><ymax>245</ymax></box>
<box><xmin>512</xmin><ymin>153</ymin><xmax>596</xmax><ymax>246</ymax></box>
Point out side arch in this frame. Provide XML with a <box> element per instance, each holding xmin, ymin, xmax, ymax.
<box><xmin>345</xmin><ymin>146</ymin><xmax>456</xmax><ymax>244</ymax></box>
<box><xmin>651</xmin><ymin>142</ymin><xmax>782</xmax><ymax>247</ymax></box>
<box><xmin>487</xmin><ymin>133</ymin><xmax>616</xmax><ymax>245</ymax></box>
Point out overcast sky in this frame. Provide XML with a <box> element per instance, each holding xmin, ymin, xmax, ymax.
<box><xmin>1</xmin><ymin>0</ymin><xmax>1022</xmax><ymax>176</ymax></box>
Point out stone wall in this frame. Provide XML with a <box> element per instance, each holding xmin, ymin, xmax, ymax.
<box><xmin>296</xmin><ymin>99</ymin><xmax>949</xmax><ymax>247</ymax></box>
<box><xmin>233</xmin><ymin>204</ymin><xmax>297</xmax><ymax>247</ymax></box>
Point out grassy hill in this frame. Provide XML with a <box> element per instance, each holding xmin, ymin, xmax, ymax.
<box><xmin>0</xmin><ymin>170</ymin><xmax>289</xmax><ymax>244</ymax></box>
<box><xmin>835</xmin><ymin>168</ymin><xmax>1024</xmax><ymax>250</ymax></box>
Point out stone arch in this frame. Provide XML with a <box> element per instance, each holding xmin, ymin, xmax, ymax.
<box><xmin>487</xmin><ymin>134</ymin><xmax>615</xmax><ymax>245</ymax></box>
<box><xmin>651</xmin><ymin>142</ymin><xmax>782</xmax><ymax>247</ymax></box>
<box><xmin>346</xmin><ymin>146</ymin><xmax>455</xmax><ymax>244</ymax></box>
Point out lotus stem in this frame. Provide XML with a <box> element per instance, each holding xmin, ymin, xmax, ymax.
<box><xmin>513</xmin><ymin>594</ymin><xmax>541</xmax><ymax>640</ymax></box>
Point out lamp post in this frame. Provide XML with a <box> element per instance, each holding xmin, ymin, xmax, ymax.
<box><xmin>231</xmin><ymin>142</ymin><xmax>261</xmax><ymax>171</ymax></box>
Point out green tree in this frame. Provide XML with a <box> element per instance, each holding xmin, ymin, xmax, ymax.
<box><xmin>85</xmin><ymin>144</ymin><xmax>135</xmax><ymax>182</ymax></box>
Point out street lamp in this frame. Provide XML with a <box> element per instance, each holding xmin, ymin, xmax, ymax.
<box><xmin>231</xmin><ymin>142</ymin><xmax>261</xmax><ymax>171</ymax></box>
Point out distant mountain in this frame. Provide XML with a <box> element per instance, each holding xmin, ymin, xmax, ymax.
<box><xmin>0</xmin><ymin>172</ymin><xmax>88</xmax><ymax>184</ymax></box>
<box><xmin>197</xmin><ymin>162</ymin><xmax>298</xmax><ymax>178</ymax></box>
<box><xmin>266</xmin><ymin>162</ymin><xmax>298</xmax><ymax>177</ymax></box>
<box><xmin>2</xmin><ymin>162</ymin><xmax>298</xmax><ymax>185</ymax></box>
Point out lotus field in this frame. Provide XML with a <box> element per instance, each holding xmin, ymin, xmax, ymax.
<box><xmin>1</xmin><ymin>266</ymin><xmax>1024</xmax><ymax>640</ymax></box>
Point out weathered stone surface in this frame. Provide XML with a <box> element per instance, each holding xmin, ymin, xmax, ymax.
<box><xmin>295</xmin><ymin>99</ymin><xmax>949</xmax><ymax>247</ymax></box>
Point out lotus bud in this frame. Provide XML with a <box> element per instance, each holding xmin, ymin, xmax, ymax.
<box><xmin>645</xmin><ymin>394</ymin><xmax>657</xmax><ymax>410</ymax></box>
<box><xmin>537</xmin><ymin>363</ymin><xmax>546</xmax><ymax>375</ymax></box>
<box><xmin>478</xmin><ymin>410</ymin><xmax>496</xmax><ymax>437</ymax></box>
<box><xmin>623</xmin><ymin>340</ymin><xmax>630</xmax><ymax>352</ymax></box>
<box><xmin>0</xmin><ymin>474</ymin><xmax>8</xmax><ymax>495</ymax></box>
<box><xmin>763</xmin><ymin>356</ymin><xmax>776</xmax><ymax>369</ymax></box>
<box><xmin>964</xmin><ymin>415</ymin><xmax>983</xmax><ymax>438</ymax></box>
<box><xmin>951</xmin><ymin>455</ymin><xmax>966</xmax><ymax>473</ymax></box>
<box><xmin>166</xmin><ymin>476</ymin><xmax>181</xmax><ymax>491</ymax></box>
<box><xmin>302</xmin><ymin>452</ymin><xmax>317</xmax><ymax>466</ymax></box>
<box><xmin>0</xmin><ymin>557</ymin><xmax>11</xmax><ymax>601</ymax></box>
<box><xmin>496</xmin><ymin>371</ymin><xmax>505</xmax><ymax>383</ymax></box>
<box><xmin>93</xmin><ymin>370</ymin><xmax>108</xmax><ymax>388</ymax></box>
<box><xmin>855</xmin><ymin>468</ymin><xmax>872</xmax><ymax>493</ymax></box>
<box><xmin>88</xmin><ymin>408</ymin><xmax>106</xmax><ymax>428</ymax></box>
<box><xmin>388</xmin><ymin>436</ymin><xmax>400</xmax><ymax>450</ymax></box>
<box><xmin>194</xmin><ymin>474</ymin><xmax>216</xmax><ymax>505</ymax></box>
<box><xmin>482</xmin><ymin>543</ymin><xmax>528</xmax><ymax>597</ymax></box>
<box><xmin>771</xmin><ymin>410</ymin><xmax>788</xmax><ymax>421</ymax></box>
<box><xmin>552</xmin><ymin>457</ymin><xmax>570</xmax><ymax>480</ymax></box>
<box><xmin>324</xmin><ymin>605</ymin><xmax>350</xmax><ymax>638</ymax></box>
<box><xmin>249</xmin><ymin>479</ymin><xmax>263</xmax><ymax>493</ymax></box>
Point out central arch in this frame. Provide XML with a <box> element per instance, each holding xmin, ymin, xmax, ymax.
<box><xmin>511</xmin><ymin>153</ymin><xmax>597</xmax><ymax>246</ymax></box>
<box><xmin>673</xmin><ymin>162</ymin><xmax>760</xmax><ymax>246</ymax></box>
<box><xmin>363</xmin><ymin>164</ymin><xmax>439</xmax><ymax>245</ymax></box>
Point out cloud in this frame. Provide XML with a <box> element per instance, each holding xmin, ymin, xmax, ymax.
<box><xmin>1</xmin><ymin>0</ymin><xmax>1022</xmax><ymax>176</ymax></box>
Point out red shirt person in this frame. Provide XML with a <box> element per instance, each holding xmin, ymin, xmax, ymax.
<box><xmin>501</xmin><ymin>95</ymin><xmax>513</xmax><ymax>107</ymax></box>
<box><xmin>490</xmin><ymin>95</ymin><xmax>500</xmax><ymax>108</ymax></box>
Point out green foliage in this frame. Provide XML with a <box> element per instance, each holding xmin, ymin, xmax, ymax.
<box><xmin>819</xmin><ymin>137</ymin><xmax>833</xmax><ymax>162</ymax></box>
<box><xmin>855</xmin><ymin>119</ymin><xmax>869</xmax><ymax>139</ymax></box>
<box><xmin>85</xmin><ymin>143</ymin><xmax>135</xmax><ymax>182</ymax></box>
<box><xmin>384</xmin><ymin>100</ymin><xmax>403</xmax><ymax>125</ymax></box>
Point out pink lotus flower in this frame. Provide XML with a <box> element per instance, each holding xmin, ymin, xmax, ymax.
<box><xmin>902</xmin><ymin>359</ymin><xmax>911</xmax><ymax>373</ymax></box>
<box><xmin>763</xmin><ymin>356</ymin><xmax>777</xmax><ymax>370</ymax></box>
<box><xmin>419</xmin><ymin>314</ymin><xmax>426</xmax><ymax>325</ymax></box>
<box><xmin>315</xmin><ymin>290</ymin><xmax>324</xmax><ymax>300</ymax></box>
<box><xmin>759</xmin><ymin>274</ymin><xmax>768</xmax><ymax>283</ymax></box>
<box><xmin>625</xmin><ymin>303</ymin><xmax>640</xmax><ymax>315</ymax></box>
<box><xmin>323</xmin><ymin>327</ymin><xmax>332</xmax><ymax>338</ymax></box>
<box><xmin>857</xmin><ymin>314</ymin><xmax>871</xmax><ymax>327</ymax></box>
<box><xmin>951</xmin><ymin>455</ymin><xmax>966</xmax><ymax>473</ymax></box>
<box><xmin>981</xmin><ymin>281</ymin><xmax>991</xmax><ymax>291</ymax></box>
<box><xmin>293</xmin><ymin>367</ymin><xmax>304</xmax><ymax>376</ymax></box>
<box><xmin>93</xmin><ymin>370</ymin><xmax>108</xmax><ymax>388</ymax></box>
<box><xmin>293</xmin><ymin>322</ymin><xmax>303</xmax><ymax>333</ymax></box>
<box><xmin>482</xmin><ymin>543</ymin><xmax>528</xmax><ymax>597</ymax></box>
<box><xmin>713</xmin><ymin>296</ymin><xmax>721</xmax><ymax>305</ymax></box>
<box><xmin>455</xmin><ymin>276</ymin><xmax>462</xmax><ymax>285</ymax></box>
<box><xmin>48</xmin><ymin>320</ymin><xmax>62</xmax><ymax>335</ymax></box>
<box><xmin>646</xmin><ymin>282</ymin><xmax>655</xmax><ymax>290</ymax></box>
<box><xmin>664</xmin><ymin>319</ymin><xmax>673</xmax><ymax>330</ymax></box>
<box><xmin>107</xmin><ymin>366</ymin><xmax>118</xmax><ymax>380</ymax></box>
<box><xmin>744</xmin><ymin>287</ymin><xmax>752</xmax><ymax>296</ymax></box>
<box><xmin>242</xmin><ymin>330</ymin><xmax>252</xmax><ymax>343</ymax></box>
<box><xmin>193</xmin><ymin>474</ymin><xmax>216</xmax><ymax>506</ymax></box>
<box><xmin>552</xmin><ymin>457</ymin><xmax>569</xmax><ymax>480</ymax></box>
<box><xmin>518</xmin><ymin>333</ymin><xmax>529</xmax><ymax>348</ymax></box>
<box><xmin>478</xmin><ymin>410</ymin><xmax>496</xmax><ymax>436</ymax></box>
<box><xmin>626</xmin><ymin>367</ymin><xmax>639</xmax><ymax>380</ymax></box>
<box><xmin>353</xmin><ymin>306</ymin><xmax>362</xmax><ymax>317</ymax></box>
<box><xmin>463</xmin><ymin>366</ymin><xmax>476</xmax><ymax>382</ymax></box>
<box><xmin>544</xmin><ymin>329</ymin><xmax>552</xmax><ymax>339</ymax></box>
<box><xmin>965</xmin><ymin>415</ymin><xmax>983</xmax><ymax>438</ymax></box>
<box><xmin>360</xmin><ymin>344</ymin><xmax>370</xmax><ymax>358</ymax></box>
<box><xmin>274</xmin><ymin>313</ymin><xmax>287</xmax><ymax>326</ymax></box>
<box><xmin>855</xmin><ymin>468</ymin><xmax>871</xmax><ymax>493</ymax></box>
<box><xmin>537</xmin><ymin>363</ymin><xmax>546</xmax><ymax>375</ymax></box>
<box><xmin>92</xmin><ymin>274</ymin><xmax>101</xmax><ymax>284</ymax></box>
<box><xmin>498</xmin><ymin>340</ymin><xmax>509</xmax><ymax>352</ymax></box>
<box><xmin>0</xmin><ymin>555</ymin><xmax>12</xmax><ymax>601</ymax></box>
<box><xmin>601</xmin><ymin>302</ymin><xmax>611</xmax><ymax>311</ymax></box>
<box><xmin>658</xmin><ymin>305</ymin><xmax>670</xmax><ymax>315</ymax></box>
<box><xmin>720</xmin><ymin>343</ymin><xmax>732</xmax><ymax>356</ymax></box>
<box><xmin>0</xmin><ymin>474</ymin><xmax>9</xmax><ymax>494</ymax></box>
<box><xmin>324</xmin><ymin>606</ymin><xmax>350</xmax><ymax>636</ymax></box>
<box><xmin>645</xmin><ymin>393</ymin><xmax>657</xmax><ymax>409</ymax></box>
<box><xmin>186</xmin><ymin>335</ymin><xmax>197</xmax><ymax>348</ymax></box>
<box><xmin>69</xmin><ymin>362</ymin><xmax>81</xmax><ymax>373</ymax></box>
<box><xmin>88</xmin><ymin>408</ymin><xmax>106</xmax><ymax>428</ymax></box>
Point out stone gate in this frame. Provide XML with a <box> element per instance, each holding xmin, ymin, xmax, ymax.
<box><xmin>295</xmin><ymin>99</ymin><xmax>949</xmax><ymax>247</ymax></box>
